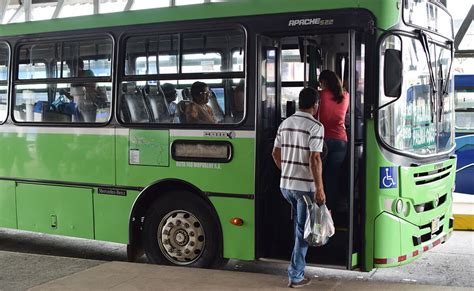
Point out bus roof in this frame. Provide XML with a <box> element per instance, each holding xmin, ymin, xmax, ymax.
<box><xmin>0</xmin><ymin>0</ymin><xmax>400</xmax><ymax>37</ymax></box>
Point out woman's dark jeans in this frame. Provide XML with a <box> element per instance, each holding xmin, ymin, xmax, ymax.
<box><xmin>323</xmin><ymin>138</ymin><xmax>347</xmax><ymax>211</ymax></box>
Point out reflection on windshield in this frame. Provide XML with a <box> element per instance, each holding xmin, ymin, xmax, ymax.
<box><xmin>379</xmin><ymin>35</ymin><xmax>454</xmax><ymax>156</ymax></box>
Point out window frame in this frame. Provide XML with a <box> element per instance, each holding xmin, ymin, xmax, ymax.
<box><xmin>454</xmin><ymin>75</ymin><xmax>474</xmax><ymax>133</ymax></box>
<box><xmin>0</xmin><ymin>41</ymin><xmax>11</xmax><ymax>125</ymax></box>
<box><xmin>11</xmin><ymin>33</ymin><xmax>115</xmax><ymax>126</ymax></box>
<box><xmin>376</xmin><ymin>31</ymin><xmax>456</xmax><ymax>159</ymax></box>
<box><xmin>117</xmin><ymin>24</ymin><xmax>247</xmax><ymax>128</ymax></box>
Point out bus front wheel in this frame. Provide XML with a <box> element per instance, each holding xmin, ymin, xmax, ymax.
<box><xmin>142</xmin><ymin>192</ymin><xmax>223</xmax><ymax>268</ymax></box>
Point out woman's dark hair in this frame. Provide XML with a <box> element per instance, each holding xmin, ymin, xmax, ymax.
<box><xmin>319</xmin><ymin>70</ymin><xmax>345</xmax><ymax>104</ymax></box>
<box><xmin>299</xmin><ymin>87</ymin><xmax>320</xmax><ymax>109</ymax></box>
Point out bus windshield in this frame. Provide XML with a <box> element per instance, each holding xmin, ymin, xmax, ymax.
<box><xmin>378</xmin><ymin>34</ymin><xmax>454</xmax><ymax>156</ymax></box>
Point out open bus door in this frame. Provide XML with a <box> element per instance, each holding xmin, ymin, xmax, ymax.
<box><xmin>256</xmin><ymin>31</ymin><xmax>365</xmax><ymax>270</ymax></box>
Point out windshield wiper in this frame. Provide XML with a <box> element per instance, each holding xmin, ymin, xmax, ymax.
<box><xmin>437</xmin><ymin>41</ymin><xmax>454</xmax><ymax>122</ymax></box>
<box><xmin>438</xmin><ymin>63</ymin><xmax>444</xmax><ymax>122</ymax></box>
<box><xmin>417</xmin><ymin>30</ymin><xmax>437</xmax><ymax>122</ymax></box>
<box><xmin>442</xmin><ymin>41</ymin><xmax>454</xmax><ymax>96</ymax></box>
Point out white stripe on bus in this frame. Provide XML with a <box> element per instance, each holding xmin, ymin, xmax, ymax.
<box><xmin>170</xmin><ymin>129</ymin><xmax>256</xmax><ymax>138</ymax></box>
<box><xmin>0</xmin><ymin>126</ymin><xmax>115</xmax><ymax>135</ymax></box>
<box><xmin>0</xmin><ymin>127</ymin><xmax>256</xmax><ymax>138</ymax></box>
<box><xmin>115</xmin><ymin>128</ymin><xmax>129</xmax><ymax>136</ymax></box>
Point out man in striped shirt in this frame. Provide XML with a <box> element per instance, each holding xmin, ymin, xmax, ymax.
<box><xmin>272</xmin><ymin>87</ymin><xmax>326</xmax><ymax>288</ymax></box>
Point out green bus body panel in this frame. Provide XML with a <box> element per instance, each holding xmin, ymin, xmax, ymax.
<box><xmin>365</xmin><ymin>120</ymin><xmax>456</xmax><ymax>271</ymax></box>
<box><xmin>0</xmin><ymin>0</ymin><xmax>399</xmax><ymax>37</ymax></box>
<box><xmin>374</xmin><ymin>212</ymin><xmax>401</xmax><ymax>265</ymax></box>
<box><xmin>365</xmin><ymin>121</ymin><xmax>398</xmax><ymax>270</ymax></box>
<box><xmin>358</xmin><ymin>0</ymin><xmax>400</xmax><ymax>29</ymax></box>
<box><xmin>94</xmin><ymin>190</ymin><xmax>140</xmax><ymax>244</ymax></box>
<box><xmin>0</xmin><ymin>131</ymin><xmax>115</xmax><ymax>185</ymax></box>
<box><xmin>116</xmin><ymin>132</ymin><xmax>256</xmax><ymax>259</ymax></box>
<box><xmin>209</xmin><ymin>196</ymin><xmax>254</xmax><ymax>260</ymax></box>
<box><xmin>129</xmin><ymin>130</ymin><xmax>169</xmax><ymax>167</ymax></box>
<box><xmin>116</xmin><ymin>135</ymin><xmax>255</xmax><ymax>195</ymax></box>
<box><xmin>351</xmin><ymin>252</ymin><xmax>358</xmax><ymax>268</ymax></box>
<box><xmin>16</xmin><ymin>183</ymin><xmax>94</xmax><ymax>239</ymax></box>
<box><xmin>0</xmin><ymin>181</ymin><xmax>17</xmax><ymax>228</ymax></box>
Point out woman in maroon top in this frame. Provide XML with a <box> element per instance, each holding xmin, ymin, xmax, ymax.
<box><xmin>318</xmin><ymin>70</ymin><xmax>349</xmax><ymax>211</ymax></box>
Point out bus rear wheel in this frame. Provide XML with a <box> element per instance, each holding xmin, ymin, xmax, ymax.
<box><xmin>142</xmin><ymin>192</ymin><xmax>223</xmax><ymax>268</ymax></box>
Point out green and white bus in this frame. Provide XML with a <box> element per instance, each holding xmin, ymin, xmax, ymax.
<box><xmin>0</xmin><ymin>0</ymin><xmax>455</xmax><ymax>271</ymax></box>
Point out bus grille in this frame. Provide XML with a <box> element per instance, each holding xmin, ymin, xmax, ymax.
<box><xmin>414</xmin><ymin>193</ymin><xmax>448</xmax><ymax>213</ymax></box>
<box><xmin>412</xmin><ymin>215</ymin><xmax>445</xmax><ymax>246</ymax></box>
<box><xmin>413</xmin><ymin>165</ymin><xmax>452</xmax><ymax>185</ymax></box>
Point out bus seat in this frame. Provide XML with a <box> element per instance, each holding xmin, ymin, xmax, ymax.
<box><xmin>181</xmin><ymin>87</ymin><xmax>191</xmax><ymax>100</ymax></box>
<box><xmin>208</xmin><ymin>89</ymin><xmax>224</xmax><ymax>123</ymax></box>
<box><xmin>177</xmin><ymin>100</ymin><xmax>192</xmax><ymax>123</ymax></box>
<box><xmin>143</xmin><ymin>84</ymin><xmax>171</xmax><ymax>123</ymax></box>
<box><xmin>121</xmin><ymin>83</ymin><xmax>151</xmax><ymax>123</ymax></box>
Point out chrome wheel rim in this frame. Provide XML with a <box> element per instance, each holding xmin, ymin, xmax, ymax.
<box><xmin>158</xmin><ymin>210</ymin><xmax>205</xmax><ymax>265</ymax></box>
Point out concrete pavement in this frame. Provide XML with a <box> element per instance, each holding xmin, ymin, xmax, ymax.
<box><xmin>28</xmin><ymin>261</ymin><xmax>470</xmax><ymax>291</ymax></box>
<box><xmin>0</xmin><ymin>229</ymin><xmax>472</xmax><ymax>290</ymax></box>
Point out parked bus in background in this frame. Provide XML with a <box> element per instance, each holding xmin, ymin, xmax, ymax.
<box><xmin>451</xmin><ymin>4</ymin><xmax>473</xmax><ymax>231</ymax></box>
<box><xmin>454</xmin><ymin>74</ymin><xmax>474</xmax><ymax>195</ymax></box>
<box><xmin>0</xmin><ymin>0</ymin><xmax>455</xmax><ymax>271</ymax></box>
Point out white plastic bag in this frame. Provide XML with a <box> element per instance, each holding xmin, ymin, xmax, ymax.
<box><xmin>303</xmin><ymin>196</ymin><xmax>335</xmax><ymax>247</ymax></box>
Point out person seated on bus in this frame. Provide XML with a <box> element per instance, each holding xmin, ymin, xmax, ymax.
<box><xmin>61</xmin><ymin>58</ymin><xmax>107</xmax><ymax>122</ymax></box>
<box><xmin>162</xmin><ymin>83</ymin><xmax>179</xmax><ymax>122</ymax></box>
<box><xmin>318</xmin><ymin>70</ymin><xmax>349</xmax><ymax>211</ymax></box>
<box><xmin>232</xmin><ymin>81</ymin><xmax>245</xmax><ymax>122</ymax></box>
<box><xmin>184</xmin><ymin>81</ymin><xmax>217</xmax><ymax>124</ymax></box>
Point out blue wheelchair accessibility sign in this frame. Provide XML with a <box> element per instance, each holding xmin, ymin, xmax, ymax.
<box><xmin>380</xmin><ymin>167</ymin><xmax>397</xmax><ymax>189</ymax></box>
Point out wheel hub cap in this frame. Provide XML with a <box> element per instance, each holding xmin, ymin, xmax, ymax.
<box><xmin>158</xmin><ymin>210</ymin><xmax>205</xmax><ymax>265</ymax></box>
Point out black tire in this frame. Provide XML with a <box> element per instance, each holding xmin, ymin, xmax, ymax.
<box><xmin>142</xmin><ymin>191</ymin><xmax>223</xmax><ymax>268</ymax></box>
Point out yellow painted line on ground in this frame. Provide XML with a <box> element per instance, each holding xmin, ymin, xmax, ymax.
<box><xmin>454</xmin><ymin>214</ymin><xmax>474</xmax><ymax>230</ymax></box>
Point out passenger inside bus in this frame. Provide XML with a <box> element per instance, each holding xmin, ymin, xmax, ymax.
<box><xmin>318</xmin><ymin>70</ymin><xmax>350</xmax><ymax>211</ymax></box>
<box><xmin>162</xmin><ymin>83</ymin><xmax>179</xmax><ymax>122</ymax></box>
<box><xmin>62</xmin><ymin>58</ymin><xmax>107</xmax><ymax>122</ymax></box>
<box><xmin>184</xmin><ymin>81</ymin><xmax>217</xmax><ymax>124</ymax></box>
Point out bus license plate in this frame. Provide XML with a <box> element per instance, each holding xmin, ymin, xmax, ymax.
<box><xmin>431</xmin><ymin>217</ymin><xmax>440</xmax><ymax>234</ymax></box>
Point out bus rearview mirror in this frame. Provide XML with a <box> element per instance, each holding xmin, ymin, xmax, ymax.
<box><xmin>384</xmin><ymin>49</ymin><xmax>402</xmax><ymax>98</ymax></box>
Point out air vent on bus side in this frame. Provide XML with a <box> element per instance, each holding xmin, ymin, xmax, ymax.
<box><xmin>413</xmin><ymin>165</ymin><xmax>452</xmax><ymax>185</ymax></box>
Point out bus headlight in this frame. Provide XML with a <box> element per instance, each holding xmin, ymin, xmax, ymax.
<box><xmin>395</xmin><ymin>199</ymin><xmax>404</xmax><ymax>214</ymax></box>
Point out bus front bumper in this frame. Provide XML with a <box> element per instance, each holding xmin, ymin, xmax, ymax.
<box><xmin>373</xmin><ymin>212</ymin><xmax>454</xmax><ymax>267</ymax></box>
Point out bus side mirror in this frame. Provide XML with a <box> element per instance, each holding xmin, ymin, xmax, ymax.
<box><xmin>384</xmin><ymin>49</ymin><xmax>403</xmax><ymax>98</ymax></box>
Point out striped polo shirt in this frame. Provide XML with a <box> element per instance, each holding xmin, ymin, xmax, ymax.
<box><xmin>274</xmin><ymin>111</ymin><xmax>324</xmax><ymax>192</ymax></box>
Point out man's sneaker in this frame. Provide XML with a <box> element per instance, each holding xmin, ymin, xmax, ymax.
<box><xmin>288</xmin><ymin>277</ymin><xmax>311</xmax><ymax>288</ymax></box>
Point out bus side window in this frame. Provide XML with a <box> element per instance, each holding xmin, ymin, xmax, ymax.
<box><xmin>121</xmin><ymin>28</ymin><xmax>245</xmax><ymax>125</ymax></box>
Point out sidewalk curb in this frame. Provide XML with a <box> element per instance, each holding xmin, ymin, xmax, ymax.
<box><xmin>454</xmin><ymin>214</ymin><xmax>474</xmax><ymax>230</ymax></box>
